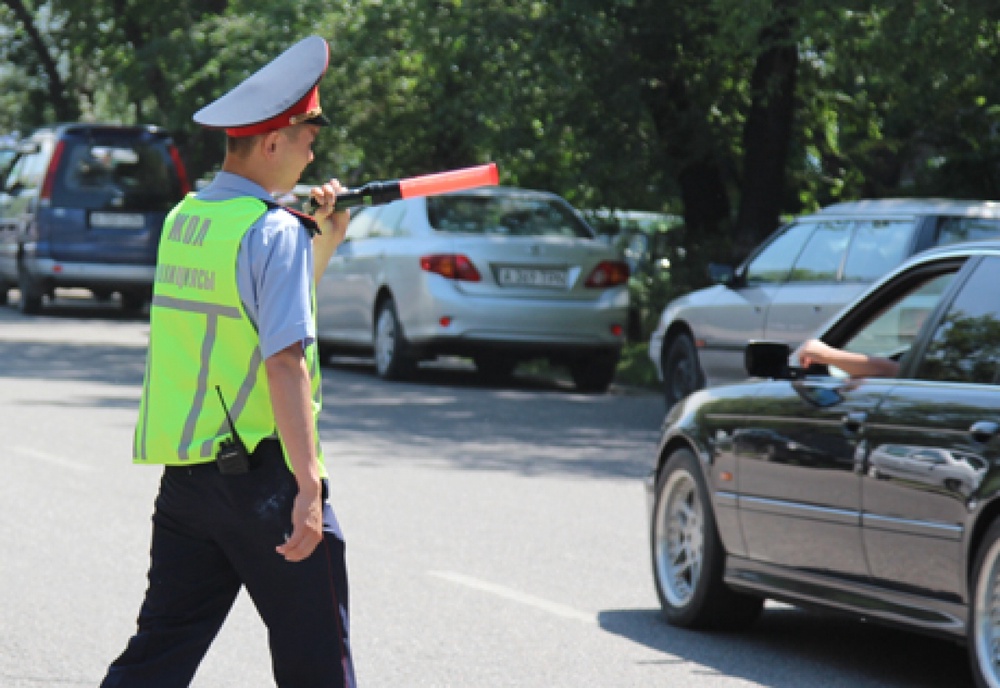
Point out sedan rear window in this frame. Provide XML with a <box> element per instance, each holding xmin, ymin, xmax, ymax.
<box><xmin>427</xmin><ymin>195</ymin><xmax>593</xmax><ymax>238</ymax></box>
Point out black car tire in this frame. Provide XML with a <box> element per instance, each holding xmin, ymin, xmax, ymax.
<box><xmin>969</xmin><ymin>519</ymin><xmax>1000</xmax><ymax>688</ymax></box>
<box><xmin>17</xmin><ymin>264</ymin><xmax>43</xmax><ymax>315</ymax></box>
<box><xmin>373</xmin><ymin>298</ymin><xmax>415</xmax><ymax>381</ymax></box>
<box><xmin>651</xmin><ymin>447</ymin><xmax>763</xmax><ymax>630</ymax></box>
<box><xmin>569</xmin><ymin>353</ymin><xmax>618</xmax><ymax>393</ymax></box>
<box><xmin>662</xmin><ymin>332</ymin><xmax>705</xmax><ymax>408</ymax></box>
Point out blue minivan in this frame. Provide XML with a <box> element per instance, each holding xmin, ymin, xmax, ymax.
<box><xmin>0</xmin><ymin>124</ymin><xmax>190</xmax><ymax>313</ymax></box>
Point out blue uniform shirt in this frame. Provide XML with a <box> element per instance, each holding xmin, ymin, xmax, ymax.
<box><xmin>196</xmin><ymin>171</ymin><xmax>315</xmax><ymax>359</ymax></box>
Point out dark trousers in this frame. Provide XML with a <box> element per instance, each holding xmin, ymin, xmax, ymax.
<box><xmin>101</xmin><ymin>443</ymin><xmax>355</xmax><ymax>688</ymax></box>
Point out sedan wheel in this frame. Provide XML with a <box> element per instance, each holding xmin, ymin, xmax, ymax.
<box><xmin>662</xmin><ymin>333</ymin><xmax>705</xmax><ymax>409</ymax></box>
<box><xmin>970</xmin><ymin>520</ymin><xmax>1000</xmax><ymax>688</ymax></box>
<box><xmin>374</xmin><ymin>298</ymin><xmax>414</xmax><ymax>380</ymax></box>
<box><xmin>651</xmin><ymin>448</ymin><xmax>762</xmax><ymax>629</ymax></box>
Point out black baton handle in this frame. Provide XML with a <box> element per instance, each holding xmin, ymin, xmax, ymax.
<box><xmin>303</xmin><ymin>180</ymin><xmax>403</xmax><ymax>213</ymax></box>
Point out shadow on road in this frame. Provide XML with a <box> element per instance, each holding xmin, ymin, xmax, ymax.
<box><xmin>0</xmin><ymin>307</ymin><xmax>664</xmax><ymax>481</ymax></box>
<box><xmin>319</xmin><ymin>358</ymin><xmax>663</xmax><ymax>480</ymax></box>
<box><xmin>598</xmin><ymin>607</ymin><xmax>972</xmax><ymax>687</ymax></box>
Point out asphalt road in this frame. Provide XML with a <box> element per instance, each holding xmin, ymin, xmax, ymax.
<box><xmin>0</xmin><ymin>294</ymin><xmax>974</xmax><ymax>687</ymax></box>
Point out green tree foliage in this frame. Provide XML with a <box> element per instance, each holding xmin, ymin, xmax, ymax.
<box><xmin>3</xmin><ymin>0</ymin><xmax>1000</xmax><ymax>266</ymax></box>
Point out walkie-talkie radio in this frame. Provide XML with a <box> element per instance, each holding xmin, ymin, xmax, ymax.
<box><xmin>215</xmin><ymin>385</ymin><xmax>251</xmax><ymax>475</ymax></box>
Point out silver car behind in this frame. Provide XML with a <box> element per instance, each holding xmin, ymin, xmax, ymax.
<box><xmin>315</xmin><ymin>186</ymin><xmax>629</xmax><ymax>392</ymax></box>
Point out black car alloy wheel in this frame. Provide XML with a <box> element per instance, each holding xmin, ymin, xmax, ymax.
<box><xmin>651</xmin><ymin>447</ymin><xmax>762</xmax><ymax>630</ymax></box>
<box><xmin>970</xmin><ymin>519</ymin><xmax>1000</xmax><ymax>688</ymax></box>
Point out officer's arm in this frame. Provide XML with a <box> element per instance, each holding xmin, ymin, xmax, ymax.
<box><xmin>309</xmin><ymin>179</ymin><xmax>350</xmax><ymax>284</ymax></box>
<box><xmin>265</xmin><ymin>343</ymin><xmax>324</xmax><ymax>562</ymax></box>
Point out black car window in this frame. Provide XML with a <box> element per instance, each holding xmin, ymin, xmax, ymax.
<box><xmin>842</xmin><ymin>219</ymin><xmax>914</xmax><ymax>282</ymax></box>
<box><xmin>787</xmin><ymin>220</ymin><xmax>852</xmax><ymax>283</ymax></box>
<box><xmin>744</xmin><ymin>220</ymin><xmax>815</xmax><ymax>284</ymax></box>
<box><xmin>915</xmin><ymin>256</ymin><xmax>1000</xmax><ymax>384</ymax></box>
<box><xmin>52</xmin><ymin>137</ymin><xmax>181</xmax><ymax>211</ymax></box>
<box><xmin>932</xmin><ymin>216</ymin><xmax>1000</xmax><ymax>247</ymax></box>
<box><xmin>840</xmin><ymin>270</ymin><xmax>958</xmax><ymax>365</ymax></box>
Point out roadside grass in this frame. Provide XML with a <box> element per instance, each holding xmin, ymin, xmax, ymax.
<box><xmin>518</xmin><ymin>342</ymin><xmax>660</xmax><ymax>392</ymax></box>
<box><xmin>615</xmin><ymin>342</ymin><xmax>660</xmax><ymax>389</ymax></box>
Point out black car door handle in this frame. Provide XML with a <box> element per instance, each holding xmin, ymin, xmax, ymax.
<box><xmin>970</xmin><ymin>420</ymin><xmax>1000</xmax><ymax>444</ymax></box>
<box><xmin>843</xmin><ymin>411</ymin><xmax>867</xmax><ymax>435</ymax></box>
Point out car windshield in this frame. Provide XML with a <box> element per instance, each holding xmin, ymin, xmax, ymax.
<box><xmin>52</xmin><ymin>136</ymin><xmax>183</xmax><ymax>211</ymax></box>
<box><xmin>426</xmin><ymin>195</ymin><xmax>594</xmax><ymax>238</ymax></box>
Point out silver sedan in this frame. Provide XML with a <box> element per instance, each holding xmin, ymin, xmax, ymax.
<box><xmin>315</xmin><ymin>186</ymin><xmax>629</xmax><ymax>392</ymax></box>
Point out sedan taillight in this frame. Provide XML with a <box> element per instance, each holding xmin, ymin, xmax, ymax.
<box><xmin>420</xmin><ymin>254</ymin><xmax>482</xmax><ymax>282</ymax></box>
<box><xmin>584</xmin><ymin>260</ymin><xmax>630</xmax><ymax>288</ymax></box>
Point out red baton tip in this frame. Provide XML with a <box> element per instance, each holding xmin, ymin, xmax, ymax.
<box><xmin>399</xmin><ymin>163</ymin><xmax>499</xmax><ymax>199</ymax></box>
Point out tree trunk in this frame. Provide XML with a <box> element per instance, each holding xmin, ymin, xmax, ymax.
<box><xmin>733</xmin><ymin>0</ymin><xmax>799</xmax><ymax>256</ymax></box>
<box><xmin>3</xmin><ymin>0</ymin><xmax>78</xmax><ymax>122</ymax></box>
<box><xmin>643</xmin><ymin>75</ymin><xmax>731</xmax><ymax>242</ymax></box>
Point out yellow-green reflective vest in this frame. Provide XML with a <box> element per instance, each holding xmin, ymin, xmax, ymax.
<box><xmin>133</xmin><ymin>194</ymin><xmax>326</xmax><ymax>477</ymax></box>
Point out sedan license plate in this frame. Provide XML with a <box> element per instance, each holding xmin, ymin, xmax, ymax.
<box><xmin>90</xmin><ymin>212</ymin><xmax>145</xmax><ymax>229</ymax></box>
<box><xmin>496</xmin><ymin>266</ymin><xmax>568</xmax><ymax>288</ymax></box>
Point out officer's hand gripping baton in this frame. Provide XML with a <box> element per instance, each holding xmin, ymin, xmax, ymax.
<box><xmin>304</xmin><ymin>162</ymin><xmax>499</xmax><ymax>213</ymax></box>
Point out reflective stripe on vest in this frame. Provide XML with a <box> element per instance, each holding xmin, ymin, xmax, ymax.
<box><xmin>133</xmin><ymin>194</ymin><xmax>326</xmax><ymax>477</ymax></box>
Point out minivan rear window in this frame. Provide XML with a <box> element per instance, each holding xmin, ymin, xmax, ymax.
<box><xmin>51</xmin><ymin>135</ymin><xmax>183</xmax><ymax>211</ymax></box>
<box><xmin>427</xmin><ymin>195</ymin><xmax>594</xmax><ymax>238</ymax></box>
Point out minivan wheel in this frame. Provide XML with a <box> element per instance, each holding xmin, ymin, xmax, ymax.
<box><xmin>373</xmin><ymin>298</ymin><xmax>414</xmax><ymax>381</ymax></box>
<box><xmin>17</xmin><ymin>267</ymin><xmax>43</xmax><ymax>315</ymax></box>
<box><xmin>651</xmin><ymin>447</ymin><xmax>762</xmax><ymax>630</ymax></box>
<box><xmin>969</xmin><ymin>520</ymin><xmax>1000</xmax><ymax>687</ymax></box>
<box><xmin>662</xmin><ymin>333</ymin><xmax>705</xmax><ymax>408</ymax></box>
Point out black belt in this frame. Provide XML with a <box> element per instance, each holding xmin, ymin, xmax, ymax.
<box><xmin>166</xmin><ymin>438</ymin><xmax>281</xmax><ymax>474</ymax></box>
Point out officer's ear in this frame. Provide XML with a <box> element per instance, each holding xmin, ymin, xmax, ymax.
<box><xmin>260</xmin><ymin>130</ymin><xmax>282</xmax><ymax>159</ymax></box>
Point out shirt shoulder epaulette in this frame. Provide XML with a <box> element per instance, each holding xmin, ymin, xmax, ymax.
<box><xmin>261</xmin><ymin>200</ymin><xmax>321</xmax><ymax>237</ymax></box>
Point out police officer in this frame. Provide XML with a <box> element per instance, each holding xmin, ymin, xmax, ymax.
<box><xmin>101</xmin><ymin>36</ymin><xmax>356</xmax><ymax>688</ymax></box>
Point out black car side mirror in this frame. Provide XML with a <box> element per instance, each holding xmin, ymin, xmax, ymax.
<box><xmin>745</xmin><ymin>340</ymin><xmax>801</xmax><ymax>379</ymax></box>
<box><xmin>707</xmin><ymin>262</ymin><xmax>735</xmax><ymax>285</ymax></box>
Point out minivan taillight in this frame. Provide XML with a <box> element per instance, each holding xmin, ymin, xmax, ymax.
<box><xmin>168</xmin><ymin>144</ymin><xmax>192</xmax><ymax>195</ymax></box>
<box><xmin>39</xmin><ymin>140</ymin><xmax>66</xmax><ymax>203</ymax></box>
<box><xmin>584</xmin><ymin>260</ymin><xmax>630</xmax><ymax>288</ymax></box>
<box><xmin>420</xmin><ymin>254</ymin><xmax>482</xmax><ymax>282</ymax></box>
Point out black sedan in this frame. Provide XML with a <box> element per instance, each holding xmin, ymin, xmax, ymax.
<box><xmin>646</xmin><ymin>240</ymin><xmax>1000</xmax><ymax>687</ymax></box>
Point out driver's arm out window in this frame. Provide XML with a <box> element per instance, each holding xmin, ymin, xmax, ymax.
<box><xmin>841</xmin><ymin>270</ymin><xmax>958</xmax><ymax>365</ymax></box>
